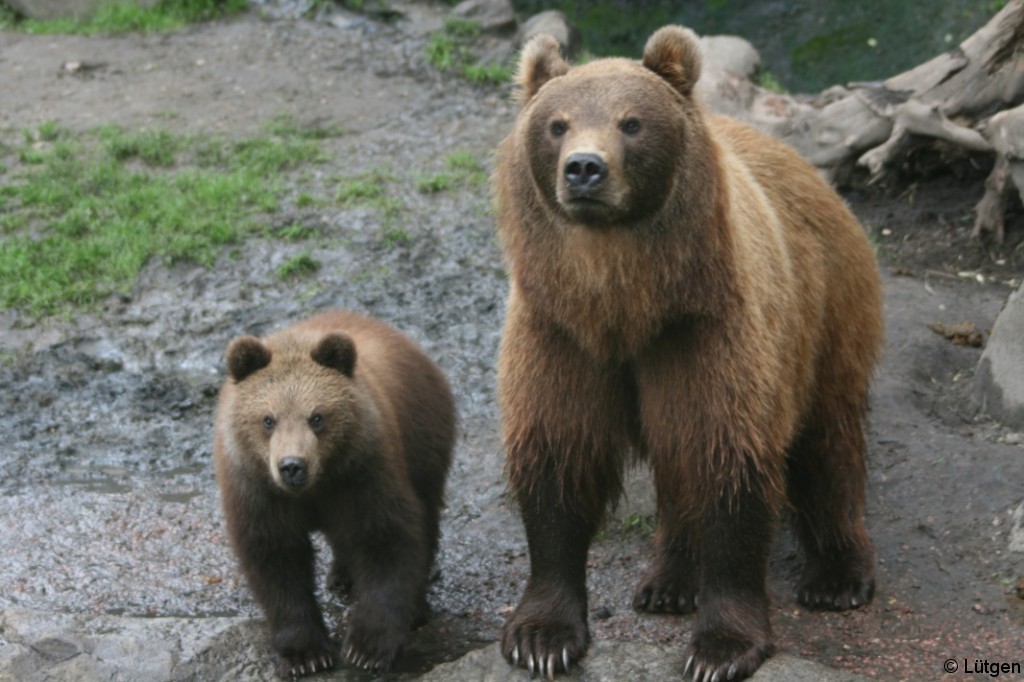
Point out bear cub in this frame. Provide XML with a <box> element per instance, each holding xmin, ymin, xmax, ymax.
<box><xmin>214</xmin><ymin>309</ymin><xmax>455</xmax><ymax>677</ymax></box>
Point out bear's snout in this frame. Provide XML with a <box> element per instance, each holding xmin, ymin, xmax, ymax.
<box><xmin>277</xmin><ymin>457</ymin><xmax>309</xmax><ymax>488</ymax></box>
<box><xmin>564</xmin><ymin>152</ymin><xmax>607</xmax><ymax>195</ymax></box>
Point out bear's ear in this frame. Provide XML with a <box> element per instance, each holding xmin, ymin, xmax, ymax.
<box><xmin>311</xmin><ymin>333</ymin><xmax>356</xmax><ymax>377</ymax></box>
<box><xmin>516</xmin><ymin>34</ymin><xmax>570</xmax><ymax>104</ymax></box>
<box><xmin>642</xmin><ymin>25</ymin><xmax>703</xmax><ymax>97</ymax></box>
<box><xmin>227</xmin><ymin>336</ymin><xmax>272</xmax><ymax>382</ymax></box>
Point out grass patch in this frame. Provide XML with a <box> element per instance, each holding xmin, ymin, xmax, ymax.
<box><xmin>415</xmin><ymin>150</ymin><xmax>487</xmax><ymax>194</ymax></box>
<box><xmin>425</xmin><ymin>18</ymin><xmax>512</xmax><ymax>86</ymax></box>
<box><xmin>415</xmin><ymin>172</ymin><xmax>454</xmax><ymax>194</ymax></box>
<box><xmin>333</xmin><ymin>168</ymin><xmax>415</xmax><ymax>248</ymax></box>
<box><xmin>0</xmin><ymin>122</ymin><xmax>328</xmax><ymax>315</ymax></box>
<box><xmin>0</xmin><ymin>0</ymin><xmax>247</xmax><ymax>35</ymax></box>
<box><xmin>276</xmin><ymin>253</ymin><xmax>320</xmax><ymax>280</ymax></box>
<box><xmin>265</xmin><ymin>115</ymin><xmax>350</xmax><ymax>141</ymax></box>
<box><xmin>335</xmin><ymin>168</ymin><xmax>396</xmax><ymax>207</ymax></box>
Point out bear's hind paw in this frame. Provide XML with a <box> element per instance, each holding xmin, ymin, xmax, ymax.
<box><xmin>797</xmin><ymin>556</ymin><xmax>875</xmax><ymax>611</ymax></box>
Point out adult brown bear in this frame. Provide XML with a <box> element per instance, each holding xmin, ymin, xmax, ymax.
<box><xmin>214</xmin><ymin>310</ymin><xmax>455</xmax><ymax>677</ymax></box>
<box><xmin>494</xmin><ymin>26</ymin><xmax>883</xmax><ymax>681</ymax></box>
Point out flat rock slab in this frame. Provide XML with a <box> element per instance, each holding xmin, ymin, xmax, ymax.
<box><xmin>0</xmin><ymin>608</ymin><xmax>868</xmax><ymax>681</ymax></box>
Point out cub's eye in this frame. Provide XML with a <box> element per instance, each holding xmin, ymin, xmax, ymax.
<box><xmin>309</xmin><ymin>413</ymin><xmax>325</xmax><ymax>430</ymax></box>
<box><xmin>619</xmin><ymin>118</ymin><xmax>641</xmax><ymax>135</ymax></box>
<box><xmin>262</xmin><ymin>415</ymin><xmax>275</xmax><ymax>431</ymax></box>
<box><xmin>549</xmin><ymin>120</ymin><xmax>568</xmax><ymax>137</ymax></box>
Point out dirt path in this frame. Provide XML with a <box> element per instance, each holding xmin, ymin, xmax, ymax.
<box><xmin>0</xmin><ymin>5</ymin><xmax>1021</xmax><ymax>681</ymax></box>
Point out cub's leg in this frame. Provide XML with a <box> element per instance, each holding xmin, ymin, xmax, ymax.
<box><xmin>332</xmin><ymin>492</ymin><xmax>431</xmax><ymax>672</ymax></box>
<box><xmin>222</xmin><ymin>481</ymin><xmax>334</xmax><ymax>678</ymax></box>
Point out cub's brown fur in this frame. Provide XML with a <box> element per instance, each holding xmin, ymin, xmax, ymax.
<box><xmin>494</xmin><ymin>26</ymin><xmax>883</xmax><ymax>681</ymax></box>
<box><xmin>214</xmin><ymin>310</ymin><xmax>454</xmax><ymax>677</ymax></box>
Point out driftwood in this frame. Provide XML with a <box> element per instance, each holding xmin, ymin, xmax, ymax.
<box><xmin>699</xmin><ymin>0</ymin><xmax>1024</xmax><ymax>242</ymax></box>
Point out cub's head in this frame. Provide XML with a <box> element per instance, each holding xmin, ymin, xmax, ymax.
<box><xmin>225</xmin><ymin>332</ymin><xmax>360</xmax><ymax>493</ymax></box>
<box><xmin>515</xmin><ymin>25</ymin><xmax>706</xmax><ymax>225</ymax></box>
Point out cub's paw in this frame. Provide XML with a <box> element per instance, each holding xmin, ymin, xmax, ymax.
<box><xmin>270</xmin><ymin>625</ymin><xmax>335</xmax><ymax>679</ymax></box>
<box><xmin>683</xmin><ymin>630</ymin><xmax>774</xmax><ymax>682</ymax></box>
<box><xmin>343</xmin><ymin>608</ymin><xmax>407</xmax><ymax>672</ymax></box>
<box><xmin>797</xmin><ymin>555</ymin><xmax>875</xmax><ymax>611</ymax></box>
<box><xmin>501</xmin><ymin>593</ymin><xmax>589</xmax><ymax>679</ymax></box>
<box><xmin>632</xmin><ymin>566</ymin><xmax>698</xmax><ymax>615</ymax></box>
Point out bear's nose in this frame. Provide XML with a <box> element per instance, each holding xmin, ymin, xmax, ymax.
<box><xmin>278</xmin><ymin>457</ymin><xmax>308</xmax><ymax>487</ymax></box>
<box><xmin>564</xmin><ymin>153</ymin><xmax>607</xmax><ymax>192</ymax></box>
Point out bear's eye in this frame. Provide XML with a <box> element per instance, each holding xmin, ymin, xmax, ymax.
<box><xmin>262</xmin><ymin>415</ymin><xmax>275</xmax><ymax>432</ymax></box>
<box><xmin>549</xmin><ymin>120</ymin><xmax>568</xmax><ymax>137</ymax></box>
<box><xmin>619</xmin><ymin>118</ymin><xmax>641</xmax><ymax>135</ymax></box>
<box><xmin>308</xmin><ymin>413</ymin><xmax>325</xmax><ymax>430</ymax></box>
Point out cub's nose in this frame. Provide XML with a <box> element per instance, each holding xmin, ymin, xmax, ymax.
<box><xmin>278</xmin><ymin>457</ymin><xmax>308</xmax><ymax>487</ymax></box>
<box><xmin>564</xmin><ymin>152</ymin><xmax>607</xmax><ymax>192</ymax></box>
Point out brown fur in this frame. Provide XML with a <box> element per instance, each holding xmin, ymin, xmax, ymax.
<box><xmin>214</xmin><ymin>309</ymin><xmax>455</xmax><ymax>677</ymax></box>
<box><xmin>494</xmin><ymin>26</ymin><xmax>883</xmax><ymax>681</ymax></box>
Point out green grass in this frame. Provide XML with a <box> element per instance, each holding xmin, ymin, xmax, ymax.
<box><xmin>276</xmin><ymin>253</ymin><xmax>320</xmax><ymax>280</ymax></box>
<box><xmin>0</xmin><ymin>122</ymin><xmax>327</xmax><ymax>315</ymax></box>
<box><xmin>415</xmin><ymin>150</ymin><xmax>487</xmax><ymax>193</ymax></box>
<box><xmin>425</xmin><ymin>18</ymin><xmax>512</xmax><ymax>86</ymax></box>
<box><xmin>0</xmin><ymin>0</ymin><xmax>247</xmax><ymax>35</ymax></box>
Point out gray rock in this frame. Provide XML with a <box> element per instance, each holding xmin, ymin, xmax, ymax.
<box><xmin>4</xmin><ymin>0</ymin><xmax>160</xmax><ymax>20</ymax></box>
<box><xmin>450</xmin><ymin>0</ymin><xmax>516</xmax><ymax>36</ymax></box>
<box><xmin>0</xmin><ymin>608</ymin><xmax>869</xmax><ymax>681</ymax></box>
<box><xmin>517</xmin><ymin>10</ymin><xmax>580</xmax><ymax>58</ymax></box>
<box><xmin>699</xmin><ymin>35</ymin><xmax>762</xmax><ymax>79</ymax></box>
<box><xmin>1010</xmin><ymin>501</ymin><xmax>1024</xmax><ymax>553</ymax></box>
<box><xmin>423</xmin><ymin>641</ymin><xmax>870</xmax><ymax>681</ymax></box>
<box><xmin>976</xmin><ymin>282</ymin><xmax>1024</xmax><ymax>428</ymax></box>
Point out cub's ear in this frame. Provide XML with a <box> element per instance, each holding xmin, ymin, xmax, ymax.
<box><xmin>642</xmin><ymin>25</ymin><xmax>702</xmax><ymax>97</ymax></box>
<box><xmin>312</xmin><ymin>333</ymin><xmax>356</xmax><ymax>377</ymax></box>
<box><xmin>516</xmin><ymin>34</ymin><xmax>570</xmax><ymax>104</ymax></box>
<box><xmin>226</xmin><ymin>336</ymin><xmax>271</xmax><ymax>382</ymax></box>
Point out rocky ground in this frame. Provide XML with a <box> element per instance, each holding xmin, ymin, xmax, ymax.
<box><xmin>0</xmin><ymin>3</ymin><xmax>1022</xmax><ymax>681</ymax></box>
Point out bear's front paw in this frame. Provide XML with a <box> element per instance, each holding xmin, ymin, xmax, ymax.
<box><xmin>797</xmin><ymin>553</ymin><xmax>875</xmax><ymax>611</ymax></box>
<box><xmin>684</xmin><ymin>630</ymin><xmax>774</xmax><ymax>682</ymax></box>
<box><xmin>343</xmin><ymin>609</ymin><xmax>407</xmax><ymax>672</ymax></box>
<box><xmin>270</xmin><ymin>626</ymin><xmax>335</xmax><ymax>679</ymax></box>
<box><xmin>501</xmin><ymin>592</ymin><xmax>589</xmax><ymax>679</ymax></box>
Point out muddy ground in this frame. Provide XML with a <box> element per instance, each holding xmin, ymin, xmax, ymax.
<box><xmin>0</xmin><ymin>3</ymin><xmax>1022</xmax><ymax>680</ymax></box>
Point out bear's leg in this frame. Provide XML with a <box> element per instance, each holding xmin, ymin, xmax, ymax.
<box><xmin>503</xmin><ymin>456</ymin><xmax>611</xmax><ymax>677</ymax></box>
<box><xmin>499</xmin><ymin>318</ymin><xmax>632</xmax><ymax>678</ymax></box>
<box><xmin>632</xmin><ymin>500</ymin><xmax>699</xmax><ymax>614</ymax></box>
<box><xmin>685</xmin><ymin>483</ymin><xmax>777</xmax><ymax>681</ymax></box>
<box><xmin>787</xmin><ymin>399</ymin><xmax>875</xmax><ymax>610</ymax></box>
<box><xmin>227</xmin><ymin>496</ymin><xmax>334</xmax><ymax>678</ymax></box>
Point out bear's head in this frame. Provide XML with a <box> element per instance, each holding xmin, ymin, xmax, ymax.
<box><xmin>514</xmin><ymin>25</ymin><xmax>710</xmax><ymax>226</ymax></box>
<box><xmin>225</xmin><ymin>331</ymin><xmax>361</xmax><ymax>493</ymax></box>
